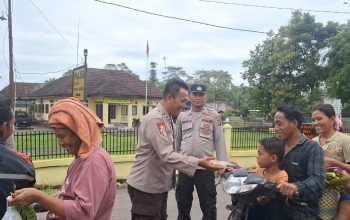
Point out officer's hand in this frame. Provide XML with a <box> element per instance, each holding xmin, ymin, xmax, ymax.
<box><xmin>198</xmin><ymin>157</ymin><xmax>220</xmax><ymax>170</ymax></box>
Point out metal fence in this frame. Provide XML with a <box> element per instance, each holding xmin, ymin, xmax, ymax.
<box><xmin>15</xmin><ymin>127</ymin><xmax>350</xmax><ymax>160</ymax></box>
<box><xmin>231</xmin><ymin>127</ymin><xmax>350</xmax><ymax>151</ymax></box>
<box><xmin>231</xmin><ymin>127</ymin><xmax>276</xmax><ymax>150</ymax></box>
<box><xmin>15</xmin><ymin>128</ymin><xmax>138</xmax><ymax>160</ymax></box>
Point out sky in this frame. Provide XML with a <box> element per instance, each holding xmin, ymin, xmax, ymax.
<box><xmin>0</xmin><ymin>0</ymin><xmax>349</xmax><ymax>90</ymax></box>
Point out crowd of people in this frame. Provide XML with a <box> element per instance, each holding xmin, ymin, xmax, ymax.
<box><xmin>0</xmin><ymin>78</ymin><xmax>349</xmax><ymax>220</ymax></box>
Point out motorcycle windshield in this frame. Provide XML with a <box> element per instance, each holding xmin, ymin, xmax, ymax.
<box><xmin>221</xmin><ymin>174</ymin><xmax>261</xmax><ymax>194</ymax></box>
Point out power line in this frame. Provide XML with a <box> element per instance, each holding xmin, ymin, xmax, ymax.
<box><xmin>198</xmin><ymin>0</ymin><xmax>350</xmax><ymax>15</ymax></box>
<box><xmin>13</xmin><ymin>58</ymin><xmax>23</xmax><ymax>82</ymax></box>
<box><xmin>93</xmin><ymin>0</ymin><xmax>268</xmax><ymax>34</ymax></box>
<box><xmin>2</xmin><ymin>0</ymin><xmax>7</xmax><ymax>14</ymax></box>
<box><xmin>2</xmin><ymin>25</ymin><xmax>8</xmax><ymax>69</ymax></box>
<box><xmin>16</xmin><ymin>63</ymin><xmax>82</xmax><ymax>75</ymax></box>
<box><xmin>28</xmin><ymin>0</ymin><xmax>83</xmax><ymax>59</ymax></box>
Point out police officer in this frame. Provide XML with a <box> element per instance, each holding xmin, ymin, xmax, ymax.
<box><xmin>175</xmin><ymin>84</ymin><xmax>228</xmax><ymax>220</ymax></box>
<box><xmin>127</xmin><ymin>79</ymin><xmax>219</xmax><ymax>220</ymax></box>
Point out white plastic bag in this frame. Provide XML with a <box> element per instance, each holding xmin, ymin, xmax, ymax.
<box><xmin>2</xmin><ymin>197</ymin><xmax>22</xmax><ymax>220</ymax></box>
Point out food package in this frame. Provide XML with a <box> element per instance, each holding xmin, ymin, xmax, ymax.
<box><xmin>3</xmin><ymin>197</ymin><xmax>22</xmax><ymax>220</ymax></box>
<box><xmin>209</xmin><ymin>160</ymin><xmax>237</xmax><ymax>169</ymax></box>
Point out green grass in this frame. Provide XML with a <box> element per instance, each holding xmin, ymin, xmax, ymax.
<box><xmin>231</xmin><ymin>130</ymin><xmax>276</xmax><ymax>150</ymax></box>
<box><xmin>101</xmin><ymin>133</ymin><xmax>137</xmax><ymax>155</ymax></box>
<box><xmin>36</xmin><ymin>185</ymin><xmax>60</xmax><ymax>195</ymax></box>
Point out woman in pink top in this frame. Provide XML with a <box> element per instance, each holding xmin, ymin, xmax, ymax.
<box><xmin>9</xmin><ymin>97</ymin><xmax>116</xmax><ymax>220</ymax></box>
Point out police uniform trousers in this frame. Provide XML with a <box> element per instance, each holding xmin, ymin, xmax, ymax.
<box><xmin>128</xmin><ymin>185</ymin><xmax>168</xmax><ymax>220</ymax></box>
<box><xmin>176</xmin><ymin>169</ymin><xmax>217</xmax><ymax>220</ymax></box>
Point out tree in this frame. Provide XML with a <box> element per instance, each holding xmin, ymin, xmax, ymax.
<box><xmin>116</xmin><ymin>63</ymin><xmax>133</xmax><ymax>73</ymax></box>
<box><xmin>148</xmin><ymin>62</ymin><xmax>159</xmax><ymax>87</ymax></box>
<box><xmin>192</xmin><ymin>70</ymin><xmax>234</xmax><ymax>103</ymax></box>
<box><xmin>325</xmin><ymin>22</ymin><xmax>350</xmax><ymax>115</ymax></box>
<box><xmin>62</xmin><ymin>69</ymin><xmax>73</xmax><ymax>76</ymax></box>
<box><xmin>242</xmin><ymin>12</ymin><xmax>340</xmax><ymax>115</ymax></box>
<box><xmin>104</xmin><ymin>64</ymin><xmax>117</xmax><ymax>70</ymax></box>
<box><xmin>44</xmin><ymin>77</ymin><xmax>56</xmax><ymax>86</ymax></box>
<box><xmin>231</xmin><ymin>85</ymin><xmax>256</xmax><ymax>117</ymax></box>
<box><xmin>104</xmin><ymin>63</ymin><xmax>139</xmax><ymax>78</ymax></box>
<box><xmin>161</xmin><ymin>66</ymin><xmax>189</xmax><ymax>81</ymax></box>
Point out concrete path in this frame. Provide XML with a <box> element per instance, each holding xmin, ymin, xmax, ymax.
<box><xmin>37</xmin><ymin>185</ymin><xmax>232</xmax><ymax>220</ymax></box>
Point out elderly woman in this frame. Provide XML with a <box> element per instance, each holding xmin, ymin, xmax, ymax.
<box><xmin>0</xmin><ymin>95</ymin><xmax>36</xmax><ymax>218</ymax></box>
<box><xmin>10</xmin><ymin>98</ymin><xmax>116</xmax><ymax>220</ymax></box>
<box><xmin>312</xmin><ymin>103</ymin><xmax>350</xmax><ymax>220</ymax></box>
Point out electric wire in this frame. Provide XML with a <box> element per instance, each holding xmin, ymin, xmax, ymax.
<box><xmin>13</xmin><ymin>58</ymin><xmax>23</xmax><ymax>82</ymax></box>
<box><xmin>28</xmin><ymin>0</ymin><xmax>83</xmax><ymax>59</ymax></box>
<box><xmin>93</xmin><ymin>0</ymin><xmax>268</xmax><ymax>34</ymax></box>
<box><xmin>17</xmin><ymin>63</ymin><xmax>83</xmax><ymax>75</ymax></box>
<box><xmin>2</xmin><ymin>0</ymin><xmax>7</xmax><ymax>14</ymax></box>
<box><xmin>198</xmin><ymin>0</ymin><xmax>350</xmax><ymax>15</ymax></box>
<box><xmin>2</xmin><ymin>25</ymin><xmax>8</xmax><ymax>69</ymax></box>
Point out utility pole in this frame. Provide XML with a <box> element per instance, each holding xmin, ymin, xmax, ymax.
<box><xmin>83</xmin><ymin>49</ymin><xmax>88</xmax><ymax>104</ymax></box>
<box><xmin>0</xmin><ymin>14</ymin><xmax>6</xmax><ymax>83</ymax></box>
<box><xmin>8</xmin><ymin>0</ymin><xmax>15</xmax><ymax>110</ymax></box>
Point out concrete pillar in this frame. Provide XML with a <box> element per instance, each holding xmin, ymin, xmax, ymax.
<box><xmin>223</xmin><ymin>123</ymin><xmax>232</xmax><ymax>158</ymax></box>
<box><xmin>102</xmin><ymin>101</ymin><xmax>109</xmax><ymax>127</ymax></box>
<box><xmin>127</xmin><ymin>104</ymin><xmax>133</xmax><ymax>128</ymax></box>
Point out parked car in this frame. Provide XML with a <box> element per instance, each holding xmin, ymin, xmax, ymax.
<box><xmin>15</xmin><ymin>111</ymin><xmax>32</xmax><ymax>127</ymax></box>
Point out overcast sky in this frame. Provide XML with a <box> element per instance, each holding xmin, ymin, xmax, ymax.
<box><xmin>0</xmin><ymin>0</ymin><xmax>349</xmax><ymax>90</ymax></box>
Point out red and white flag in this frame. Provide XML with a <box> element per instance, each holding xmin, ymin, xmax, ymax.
<box><xmin>146</xmin><ymin>41</ymin><xmax>149</xmax><ymax>57</ymax></box>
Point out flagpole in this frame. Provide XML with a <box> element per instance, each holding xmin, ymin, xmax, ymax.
<box><xmin>145</xmin><ymin>41</ymin><xmax>149</xmax><ymax>113</ymax></box>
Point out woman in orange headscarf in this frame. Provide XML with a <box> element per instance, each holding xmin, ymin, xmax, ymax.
<box><xmin>9</xmin><ymin>98</ymin><xmax>116</xmax><ymax>220</ymax></box>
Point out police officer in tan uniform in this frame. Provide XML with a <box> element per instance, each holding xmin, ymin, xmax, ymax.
<box><xmin>127</xmin><ymin>79</ymin><xmax>219</xmax><ymax>220</ymax></box>
<box><xmin>175</xmin><ymin>84</ymin><xmax>228</xmax><ymax>220</ymax></box>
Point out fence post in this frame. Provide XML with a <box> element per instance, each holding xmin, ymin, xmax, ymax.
<box><xmin>223</xmin><ymin>123</ymin><xmax>232</xmax><ymax>158</ymax></box>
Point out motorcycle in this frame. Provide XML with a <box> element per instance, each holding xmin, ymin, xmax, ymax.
<box><xmin>219</xmin><ymin>168</ymin><xmax>277</xmax><ymax>220</ymax></box>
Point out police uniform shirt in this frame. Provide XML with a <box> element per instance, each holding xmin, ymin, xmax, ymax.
<box><xmin>175</xmin><ymin>107</ymin><xmax>228</xmax><ymax>166</ymax></box>
<box><xmin>127</xmin><ymin>104</ymin><xmax>199</xmax><ymax>194</ymax></box>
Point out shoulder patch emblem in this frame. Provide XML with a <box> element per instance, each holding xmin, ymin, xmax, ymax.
<box><xmin>216</xmin><ymin>116</ymin><xmax>222</xmax><ymax>126</ymax></box>
<box><xmin>205</xmin><ymin>111</ymin><xmax>212</xmax><ymax>116</ymax></box>
<box><xmin>156</xmin><ymin>121</ymin><xmax>166</xmax><ymax>133</ymax></box>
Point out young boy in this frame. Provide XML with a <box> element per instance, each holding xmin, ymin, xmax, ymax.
<box><xmin>247</xmin><ymin>137</ymin><xmax>288</xmax><ymax>220</ymax></box>
<box><xmin>255</xmin><ymin>137</ymin><xmax>288</xmax><ymax>184</ymax></box>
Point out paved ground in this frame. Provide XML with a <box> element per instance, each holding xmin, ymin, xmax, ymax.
<box><xmin>37</xmin><ymin>185</ymin><xmax>232</xmax><ymax>220</ymax></box>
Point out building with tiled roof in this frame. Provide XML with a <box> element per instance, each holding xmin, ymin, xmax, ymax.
<box><xmin>30</xmin><ymin>68</ymin><xmax>162</xmax><ymax>127</ymax></box>
<box><xmin>0</xmin><ymin>82</ymin><xmax>43</xmax><ymax>113</ymax></box>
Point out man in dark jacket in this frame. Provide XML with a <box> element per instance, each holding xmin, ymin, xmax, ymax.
<box><xmin>0</xmin><ymin>95</ymin><xmax>36</xmax><ymax>218</ymax></box>
<box><xmin>274</xmin><ymin>104</ymin><xmax>324</xmax><ymax>219</ymax></box>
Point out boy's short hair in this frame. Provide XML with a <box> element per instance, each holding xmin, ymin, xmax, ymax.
<box><xmin>259</xmin><ymin>137</ymin><xmax>285</xmax><ymax>162</ymax></box>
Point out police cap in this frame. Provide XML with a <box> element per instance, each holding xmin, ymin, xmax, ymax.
<box><xmin>190</xmin><ymin>84</ymin><xmax>207</xmax><ymax>94</ymax></box>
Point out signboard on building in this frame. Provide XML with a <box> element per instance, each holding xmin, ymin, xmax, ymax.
<box><xmin>301</xmin><ymin>123</ymin><xmax>317</xmax><ymax>139</ymax></box>
<box><xmin>72</xmin><ymin>66</ymin><xmax>85</xmax><ymax>101</ymax></box>
<box><xmin>324</xmin><ymin>98</ymin><xmax>342</xmax><ymax>116</ymax></box>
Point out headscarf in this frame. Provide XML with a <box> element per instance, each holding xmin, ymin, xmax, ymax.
<box><xmin>48</xmin><ymin>97</ymin><xmax>104</xmax><ymax>159</ymax></box>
